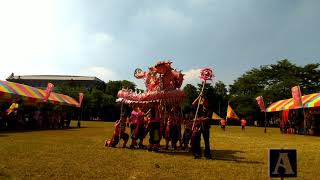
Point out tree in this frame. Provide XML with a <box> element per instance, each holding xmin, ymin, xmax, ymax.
<box><xmin>199</xmin><ymin>83</ymin><xmax>216</xmax><ymax>112</ymax></box>
<box><xmin>182</xmin><ymin>81</ymin><xmax>229</xmax><ymax>118</ymax></box>
<box><xmin>229</xmin><ymin>59</ymin><xmax>320</xmax><ymax>124</ymax></box>
<box><xmin>214</xmin><ymin>81</ymin><xmax>228</xmax><ymax>98</ymax></box>
<box><xmin>105</xmin><ymin>80</ymin><xmax>136</xmax><ymax>97</ymax></box>
<box><xmin>182</xmin><ymin>84</ymin><xmax>198</xmax><ymax>113</ymax></box>
<box><xmin>53</xmin><ymin>80</ymin><xmax>136</xmax><ymax>121</ymax></box>
<box><xmin>213</xmin><ymin>81</ymin><xmax>228</xmax><ymax>117</ymax></box>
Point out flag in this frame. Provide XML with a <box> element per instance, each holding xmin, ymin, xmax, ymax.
<box><xmin>43</xmin><ymin>83</ymin><xmax>54</xmax><ymax>102</ymax></box>
<box><xmin>212</xmin><ymin>112</ymin><xmax>222</xmax><ymax>120</ymax></box>
<box><xmin>282</xmin><ymin>109</ymin><xmax>289</xmax><ymax>123</ymax></box>
<box><xmin>227</xmin><ymin>104</ymin><xmax>239</xmax><ymax>120</ymax></box>
<box><xmin>255</xmin><ymin>96</ymin><xmax>266</xmax><ymax>112</ymax></box>
<box><xmin>6</xmin><ymin>103</ymin><xmax>19</xmax><ymax>115</ymax></box>
<box><xmin>78</xmin><ymin>92</ymin><xmax>84</xmax><ymax>108</ymax></box>
<box><xmin>291</xmin><ymin>86</ymin><xmax>302</xmax><ymax>107</ymax></box>
<box><xmin>280</xmin><ymin>109</ymin><xmax>290</xmax><ymax>128</ymax></box>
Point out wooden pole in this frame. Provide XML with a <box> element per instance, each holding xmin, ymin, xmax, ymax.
<box><xmin>264</xmin><ymin>111</ymin><xmax>267</xmax><ymax>133</ymax></box>
<box><xmin>218</xmin><ymin>100</ymin><xmax>221</xmax><ymax>117</ymax></box>
<box><xmin>78</xmin><ymin>106</ymin><xmax>83</xmax><ymax>128</ymax></box>
<box><xmin>226</xmin><ymin>101</ymin><xmax>229</xmax><ymax>125</ymax></box>
<box><xmin>163</xmin><ymin>105</ymin><xmax>167</xmax><ymax>129</ymax></box>
<box><xmin>180</xmin><ymin>106</ymin><xmax>184</xmax><ymax>119</ymax></box>
<box><xmin>192</xmin><ymin>81</ymin><xmax>206</xmax><ymax>130</ymax></box>
<box><xmin>118</xmin><ymin>101</ymin><xmax>124</xmax><ymax>147</ymax></box>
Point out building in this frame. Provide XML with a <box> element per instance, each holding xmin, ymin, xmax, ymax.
<box><xmin>6</xmin><ymin>73</ymin><xmax>105</xmax><ymax>89</ymax></box>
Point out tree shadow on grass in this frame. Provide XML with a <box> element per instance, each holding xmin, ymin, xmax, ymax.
<box><xmin>212</xmin><ymin>149</ymin><xmax>244</xmax><ymax>161</ymax></box>
<box><xmin>155</xmin><ymin>148</ymin><xmax>263</xmax><ymax>164</ymax></box>
<box><xmin>212</xmin><ymin>150</ymin><xmax>263</xmax><ymax>164</ymax></box>
<box><xmin>0</xmin><ymin>126</ymin><xmax>88</xmax><ymax>134</ymax></box>
<box><xmin>0</xmin><ymin>171</ymin><xmax>11</xmax><ymax>179</ymax></box>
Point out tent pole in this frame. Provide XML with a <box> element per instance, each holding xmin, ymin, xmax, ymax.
<box><xmin>281</xmin><ymin>112</ymin><xmax>284</xmax><ymax>134</ymax></box>
<box><xmin>218</xmin><ymin>100</ymin><xmax>221</xmax><ymax>117</ymax></box>
<box><xmin>264</xmin><ymin>111</ymin><xmax>267</xmax><ymax>133</ymax></box>
<box><xmin>119</xmin><ymin>100</ymin><xmax>124</xmax><ymax>147</ymax></box>
<box><xmin>78</xmin><ymin>106</ymin><xmax>82</xmax><ymax>128</ymax></box>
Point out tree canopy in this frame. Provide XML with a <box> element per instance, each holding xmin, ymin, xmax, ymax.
<box><xmin>182</xmin><ymin>81</ymin><xmax>228</xmax><ymax>118</ymax></box>
<box><xmin>229</xmin><ymin>59</ymin><xmax>320</xmax><ymax>122</ymax></box>
<box><xmin>53</xmin><ymin>80</ymin><xmax>137</xmax><ymax>121</ymax></box>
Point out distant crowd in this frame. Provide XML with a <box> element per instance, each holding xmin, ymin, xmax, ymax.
<box><xmin>280</xmin><ymin>109</ymin><xmax>320</xmax><ymax>136</ymax></box>
<box><xmin>0</xmin><ymin>106</ymin><xmax>73</xmax><ymax>130</ymax></box>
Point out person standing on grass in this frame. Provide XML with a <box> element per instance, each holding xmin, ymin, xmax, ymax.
<box><xmin>145</xmin><ymin>107</ymin><xmax>161</xmax><ymax>152</ymax></box>
<box><xmin>165</xmin><ymin>110</ymin><xmax>173</xmax><ymax>150</ymax></box>
<box><xmin>177</xmin><ymin>115</ymin><xmax>183</xmax><ymax>149</ymax></box>
<box><xmin>129</xmin><ymin>106</ymin><xmax>146</xmax><ymax>149</ymax></box>
<box><xmin>165</xmin><ymin>109</ymin><xmax>180</xmax><ymax>150</ymax></box>
<box><xmin>105</xmin><ymin>115</ymin><xmax>129</xmax><ymax>148</ymax></box>
<box><xmin>170</xmin><ymin>109</ymin><xmax>180</xmax><ymax>150</ymax></box>
<box><xmin>220</xmin><ymin>118</ymin><xmax>226</xmax><ymax>131</ymax></box>
<box><xmin>241</xmin><ymin>118</ymin><xmax>247</xmax><ymax>131</ymax></box>
<box><xmin>182</xmin><ymin>112</ymin><xmax>194</xmax><ymax>150</ymax></box>
<box><xmin>191</xmin><ymin>107</ymin><xmax>212</xmax><ymax>159</ymax></box>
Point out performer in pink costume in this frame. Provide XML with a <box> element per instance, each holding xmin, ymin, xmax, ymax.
<box><xmin>105</xmin><ymin>115</ymin><xmax>129</xmax><ymax>148</ymax></box>
<box><xmin>145</xmin><ymin>107</ymin><xmax>161</xmax><ymax>152</ymax></box>
<box><xmin>129</xmin><ymin>106</ymin><xmax>146</xmax><ymax>149</ymax></box>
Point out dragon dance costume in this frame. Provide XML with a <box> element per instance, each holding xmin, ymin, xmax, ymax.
<box><xmin>130</xmin><ymin>110</ymin><xmax>145</xmax><ymax>148</ymax></box>
<box><xmin>105</xmin><ymin>118</ymin><xmax>129</xmax><ymax>148</ymax></box>
<box><xmin>145</xmin><ymin>115</ymin><xmax>161</xmax><ymax>151</ymax></box>
<box><xmin>165</xmin><ymin>114</ymin><xmax>180</xmax><ymax>150</ymax></box>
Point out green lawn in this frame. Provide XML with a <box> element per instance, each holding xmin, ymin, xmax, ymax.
<box><xmin>0</xmin><ymin>121</ymin><xmax>319</xmax><ymax>180</ymax></box>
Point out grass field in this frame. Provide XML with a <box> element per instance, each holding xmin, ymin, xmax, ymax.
<box><xmin>0</xmin><ymin>121</ymin><xmax>320</xmax><ymax>180</ymax></box>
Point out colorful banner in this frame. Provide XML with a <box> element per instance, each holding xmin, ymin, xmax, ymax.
<box><xmin>256</xmin><ymin>96</ymin><xmax>266</xmax><ymax>112</ymax></box>
<box><xmin>227</xmin><ymin>104</ymin><xmax>239</xmax><ymax>120</ymax></box>
<box><xmin>0</xmin><ymin>80</ymin><xmax>79</xmax><ymax>107</ymax></box>
<box><xmin>78</xmin><ymin>93</ymin><xmax>84</xmax><ymax>107</ymax></box>
<box><xmin>43</xmin><ymin>83</ymin><xmax>54</xmax><ymax>102</ymax></box>
<box><xmin>266</xmin><ymin>93</ymin><xmax>320</xmax><ymax>112</ymax></box>
<box><xmin>291</xmin><ymin>86</ymin><xmax>302</xmax><ymax>108</ymax></box>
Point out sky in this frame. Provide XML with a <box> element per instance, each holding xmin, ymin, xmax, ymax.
<box><xmin>0</xmin><ymin>0</ymin><xmax>319</xmax><ymax>89</ymax></box>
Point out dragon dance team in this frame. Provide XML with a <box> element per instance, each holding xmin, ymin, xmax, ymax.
<box><xmin>105</xmin><ymin>100</ymin><xmax>212</xmax><ymax>159</ymax></box>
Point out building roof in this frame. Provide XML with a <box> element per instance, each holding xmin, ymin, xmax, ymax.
<box><xmin>7</xmin><ymin>74</ymin><xmax>103</xmax><ymax>82</ymax></box>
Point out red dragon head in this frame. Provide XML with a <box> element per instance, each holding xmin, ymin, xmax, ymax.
<box><xmin>153</xmin><ymin>60</ymin><xmax>172</xmax><ymax>75</ymax></box>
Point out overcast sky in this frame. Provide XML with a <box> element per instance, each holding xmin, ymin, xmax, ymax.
<box><xmin>0</xmin><ymin>0</ymin><xmax>319</xmax><ymax>89</ymax></box>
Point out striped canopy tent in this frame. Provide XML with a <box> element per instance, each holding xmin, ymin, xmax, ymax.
<box><xmin>266</xmin><ymin>93</ymin><xmax>320</xmax><ymax>112</ymax></box>
<box><xmin>0</xmin><ymin>80</ymin><xmax>79</xmax><ymax>107</ymax></box>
